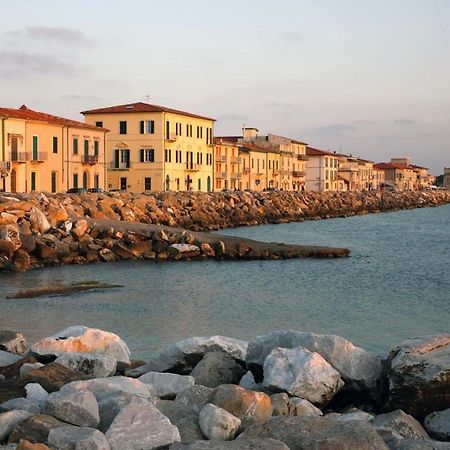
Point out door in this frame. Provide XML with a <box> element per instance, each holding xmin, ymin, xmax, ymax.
<box><xmin>120</xmin><ymin>177</ymin><xmax>127</xmax><ymax>190</ymax></box>
<box><xmin>11</xmin><ymin>137</ymin><xmax>18</xmax><ymax>161</ymax></box>
<box><xmin>10</xmin><ymin>169</ymin><xmax>16</xmax><ymax>193</ymax></box>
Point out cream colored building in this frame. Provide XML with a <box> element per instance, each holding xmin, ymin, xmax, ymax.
<box><xmin>214</xmin><ymin>138</ymin><xmax>242</xmax><ymax>190</ymax></box>
<box><xmin>373</xmin><ymin>167</ymin><xmax>385</xmax><ymax>190</ymax></box>
<box><xmin>305</xmin><ymin>147</ymin><xmax>339</xmax><ymax>192</ymax></box>
<box><xmin>0</xmin><ymin>105</ymin><xmax>107</xmax><ymax>193</ymax></box>
<box><xmin>82</xmin><ymin>102</ymin><xmax>215</xmax><ymax>192</ymax></box>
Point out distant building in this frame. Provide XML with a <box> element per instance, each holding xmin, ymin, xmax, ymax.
<box><xmin>213</xmin><ymin>138</ymin><xmax>242</xmax><ymax>190</ymax></box>
<box><xmin>305</xmin><ymin>147</ymin><xmax>338</xmax><ymax>192</ymax></box>
<box><xmin>0</xmin><ymin>105</ymin><xmax>107</xmax><ymax>193</ymax></box>
<box><xmin>82</xmin><ymin>102</ymin><xmax>215</xmax><ymax>192</ymax></box>
<box><xmin>444</xmin><ymin>168</ymin><xmax>450</xmax><ymax>191</ymax></box>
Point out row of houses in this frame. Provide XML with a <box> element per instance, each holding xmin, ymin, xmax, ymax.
<box><xmin>0</xmin><ymin>102</ymin><xmax>436</xmax><ymax>194</ymax></box>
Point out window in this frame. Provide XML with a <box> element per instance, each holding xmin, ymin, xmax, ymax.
<box><xmin>119</xmin><ymin>121</ymin><xmax>127</xmax><ymax>134</ymax></box>
<box><xmin>166</xmin><ymin>121</ymin><xmax>170</xmax><ymax>139</ymax></box>
<box><xmin>165</xmin><ymin>149</ymin><xmax>172</xmax><ymax>163</ymax></box>
<box><xmin>52</xmin><ymin>137</ymin><xmax>58</xmax><ymax>154</ymax></box>
<box><xmin>114</xmin><ymin>149</ymin><xmax>130</xmax><ymax>169</ymax></box>
<box><xmin>32</xmin><ymin>136</ymin><xmax>38</xmax><ymax>160</ymax></box>
<box><xmin>51</xmin><ymin>171</ymin><xmax>57</xmax><ymax>193</ymax></box>
<box><xmin>94</xmin><ymin>174</ymin><xmax>99</xmax><ymax>189</ymax></box>
<box><xmin>140</xmin><ymin>120</ymin><xmax>155</xmax><ymax>134</ymax></box>
<box><xmin>175</xmin><ymin>122</ymin><xmax>182</xmax><ymax>136</ymax></box>
<box><xmin>144</xmin><ymin>177</ymin><xmax>152</xmax><ymax>191</ymax></box>
<box><xmin>94</xmin><ymin>140</ymin><xmax>99</xmax><ymax>156</ymax></box>
<box><xmin>73</xmin><ymin>173</ymin><xmax>78</xmax><ymax>188</ymax></box>
<box><xmin>140</xmin><ymin>149</ymin><xmax>155</xmax><ymax>162</ymax></box>
<box><xmin>84</xmin><ymin>140</ymin><xmax>89</xmax><ymax>155</ymax></box>
<box><xmin>175</xmin><ymin>150</ymin><xmax>183</xmax><ymax>163</ymax></box>
<box><xmin>73</xmin><ymin>138</ymin><xmax>78</xmax><ymax>155</ymax></box>
<box><xmin>198</xmin><ymin>179</ymin><xmax>201</xmax><ymax>191</ymax></box>
<box><xmin>196</xmin><ymin>152</ymin><xmax>200</xmax><ymax>164</ymax></box>
<box><xmin>31</xmin><ymin>171</ymin><xmax>36</xmax><ymax>191</ymax></box>
<box><xmin>95</xmin><ymin>121</ymin><xmax>103</xmax><ymax>128</ymax></box>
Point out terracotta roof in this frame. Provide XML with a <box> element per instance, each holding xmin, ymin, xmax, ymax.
<box><xmin>306</xmin><ymin>146</ymin><xmax>337</xmax><ymax>157</ymax></box>
<box><xmin>374</xmin><ymin>162</ymin><xmax>410</xmax><ymax>170</ymax></box>
<box><xmin>81</xmin><ymin>102</ymin><xmax>215</xmax><ymax>121</ymax></box>
<box><xmin>214</xmin><ymin>136</ymin><xmax>241</xmax><ymax>145</ymax></box>
<box><xmin>0</xmin><ymin>105</ymin><xmax>108</xmax><ymax>132</ymax></box>
<box><xmin>410</xmin><ymin>164</ymin><xmax>429</xmax><ymax>170</ymax></box>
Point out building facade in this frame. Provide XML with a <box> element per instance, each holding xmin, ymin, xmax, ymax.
<box><xmin>444</xmin><ymin>168</ymin><xmax>450</xmax><ymax>191</ymax></box>
<box><xmin>214</xmin><ymin>138</ymin><xmax>242</xmax><ymax>190</ymax></box>
<box><xmin>0</xmin><ymin>105</ymin><xmax>107</xmax><ymax>193</ymax></box>
<box><xmin>305</xmin><ymin>147</ymin><xmax>339</xmax><ymax>192</ymax></box>
<box><xmin>82</xmin><ymin>102</ymin><xmax>215</xmax><ymax>192</ymax></box>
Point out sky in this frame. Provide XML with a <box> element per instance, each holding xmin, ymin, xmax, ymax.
<box><xmin>1</xmin><ymin>0</ymin><xmax>449</xmax><ymax>173</ymax></box>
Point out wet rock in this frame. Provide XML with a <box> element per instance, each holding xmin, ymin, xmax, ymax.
<box><xmin>47</xmin><ymin>426</ymin><xmax>110</xmax><ymax>450</ymax></box>
<box><xmin>0</xmin><ymin>398</ymin><xmax>40</xmax><ymax>414</ymax></box>
<box><xmin>210</xmin><ymin>384</ymin><xmax>272</xmax><ymax>428</ymax></box>
<box><xmin>42</xmin><ymin>389</ymin><xmax>100</xmax><ymax>428</ymax></box>
<box><xmin>8</xmin><ymin>414</ymin><xmax>70</xmax><ymax>444</ymax></box>
<box><xmin>424</xmin><ymin>409</ymin><xmax>450</xmax><ymax>442</ymax></box>
<box><xmin>388</xmin><ymin>335</ymin><xmax>450</xmax><ymax>418</ymax></box>
<box><xmin>199</xmin><ymin>403</ymin><xmax>241</xmax><ymax>441</ymax></box>
<box><xmin>263</xmin><ymin>347</ymin><xmax>344</xmax><ymax>406</ymax></box>
<box><xmin>30</xmin><ymin>326</ymin><xmax>131</xmax><ymax>365</ymax></box>
<box><xmin>0</xmin><ymin>411</ymin><xmax>33</xmax><ymax>442</ymax></box>
<box><xmin>190</xmin><ymin>352</ymin><xmax>246</xmax><ymax>388</ymax></box>
<box><xmin>22</xmin><ymin>363</ymin><xmax>86</xmax><ymax>392</ymax></box>
<box><xmin>54</xmin><ymin>353</ymin><xmax>117</xmax><ymax>378</ymax></box>
<box><xmin>0</xmin><ymin>332</ymin><xmax>26</xmax><ymax>355</ymax></box>
<box><xmin>138</xmin><ymin>372</ymin><xmax>195</xmax><ymax>398</ymax></box>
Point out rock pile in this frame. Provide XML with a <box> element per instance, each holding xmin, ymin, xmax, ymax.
<box><xmin>1</xmin><ymin>327</ymin><xmax>450</xmax><ymax>449</ymax></box>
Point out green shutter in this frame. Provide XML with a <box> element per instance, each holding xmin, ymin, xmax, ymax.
<box><xmin>32</xmin><ymin>136</ymin><xmax>38</xmax><ymax>160</ymax></box>
<box><xmin>94</xmin><ymin>141</ymin><xmax>99</xmax><ymax>156</ymax></box>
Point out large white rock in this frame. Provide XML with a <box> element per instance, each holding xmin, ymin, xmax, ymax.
<box><xmin>43</xmin><ymin>389</ymin><xmax>100</xmax><ymax>428</ymax></box>
<box><xmin>0</xmin><ymin>331</ymin><xmax>26</xmax><ymax>354</ymax></box>
<box><xmin>105</xmin><ymin>397</ymin><xmax>180</xmax><ymax>449</ymax></box>
<box><xmin>48</xmin><ymin>425</ymin><xmax>110</xmax><ymax>450</ymax></box>
<box><xmin>25</xmin><ymin>383</ymin><xmax>49</xmax><ymax>405</ymax></box>
<box><xmin>29</xmin><ymin>206</ymin><xmax>51</xmax><ymax>234</ymax></box>
<box><xmin>0</xmin><ymin>350</ymin><xmax>22</xmax><ymax>367</ymax></box>
<box><xmin>55</xmin><ymin>352</ymin><xmax>117</xmax><ymax>378</ymax></box>
<box><xmin>199</xmin><ymin>403</ymin><xmax>241</xmax><ymax>441</ymax></box>
<box><xmin>424</xmin><ymin>409</ymin><xmax>450</xmax><ymax>441</ymax></box>
<box><xmin>246</xmin><ymin>330</ymin><xmax>382</xmax><ymax>395</ymax></box>
<box><xmin>138</xmin><ymin>372</ymin><xmax>195</xmax><ymax>398</ymax></box>
<box><xmin>0</xmin><ymin>410</ymin><xmax>33</xmax><ymax>442</ymax></box>
<box><xmin>0</xmin><ymin>398</ymin><xmax>40</xmax><ymax>414</ymax></box>
<box><xmin>31</xmin><ymin>326</ymin><xmax>131</xmax><ymax>365</ymax></box>
<box><xmin>60</xmin><ymin>376</ymin><xmax>156</xmax><ymax>403</ymax></box>
<box><xmin>263</xmin><ymin>347</ymin><xmax>344</xmax><ymax>406</ymax></box>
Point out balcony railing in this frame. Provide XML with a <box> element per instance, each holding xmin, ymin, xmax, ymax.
<box><xmin>30</xmin><ymin>152</ymin><xmax>48</xmax><ymax>162</ymax></box>
<box><xmin>167</xmin><ymin>133</ymin><xmax>177</xmax><ymax>142</ymax></box>
<box><xmin>186</xmin><ymin>163</ymin><xmax>201</xmax><ymax>171</ymax></box>
<box><xmin>109</xmin><ymin>162</ymin><xmax>132</xmax><ymax>170</ymax></box>
<box><xmin>82</xmin><ymin>155</ymin><xmax>99</xmax><ymax>165</ymax></box>
<box><xmin>215</xmin><ymin>171</ymin><xmax>227</xmax><ymax>179</ymax></box>
<box><xmin>230</xmin><ymin>156</ymin><xmax>242</xmax><ymax>164</ymax></box>
<box><xmin>10</xmin><ymin>152</ymin><xmax>29</xmax><ymax>163</ymax></box>
<box><xmin>230</xmin><ymin>173</ymin><xmax>241</xmax><ymax>180</ymax></box>
<box><xmin>292</xmin><ymin>170</ymin><xmax>306</xmax><ymax>177</ymax></box>
<box><xmin>297</xmin><ymin>154</ymin><xmax>309</xmax><ymax>161</ymax></box>
<box><xmin>217</xmin><ymin>155</ymin><xmax>227</xmax><ymax>163</ymax></box>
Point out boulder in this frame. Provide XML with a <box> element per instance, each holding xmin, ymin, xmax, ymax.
<box><xmin>7</xmin><ymin>414</ymin><xmax>67</xmax><ymax>445</ymax></box>
<box><xmin>17</xmin><ymin>440</ymin><xmax>50</xmax><ymax>450</ymax></box>
<box><xmin>169</xmin><ymin>440</ymin><xmax>290</xmax><ymax>449</ymax></box>
<box><xmin>29</xmin><ymin>207</ymin><xmax>50</xmax><ymax>234</ymax></box>
<box><xmin>54</xmin><ymin>353</ymin><xmax>117</xmax><ymax>378</ymax></box>
<box><xmin>0</xmin><ymin>351</ymin><xmax>23</xmax><ymax>368</ymax></box>
<box><xmin>388</xmin><ymin>439</ymin><xmax>450</xmax><ymax>449</ymax></box>
<box><xmin>373</xmin><ymin>409</ymin><xmax>430</xmax><ymax>443</ymax></box>
<box><xmin>174</xmin><ymin>385</ymin><xmax>214</xmax><ymax>414</ymax></box>
<box><xmin>388</xmin><ymin>335</ymin><xmax>450</xmax><ymax>418</ymax></box>
<box><xmin>263</xmin><ymin>347</ymin><xmax>344</xmax><ymax>406</ymax></box>
<box><xmin>0</xmin><ymin>398</ymin><xmax>40</xmax><ymax>414</ymax></box>
<box><xmin>19</xmin><ymin>364</ymin><xmax>44</xmax><ymax>379</ymax></box>
<box><xmin>22</xmin><ymin>363</ymin><xmax>86</xmax><ymax>392</ymax></box>
<box><xmin>25</xmin><ymin>384</ymin><xmax>48</xmax><ymax>406</ymax></box>
<box><xmin>0</xmin><ymin>332</ymin><xmax>26</xmax><ymax>355</ymax></box>
<box><xmin>239</xmin><ymin>372</ymin><xmax>256</xmax><ymax>390</ymax></box>
<box><xmin>246</xmin><ymin>331</ymin><xmax>383</xmax><ymax>399</ymax></box>
<box><xmin>105</xmin><ymin>397</ymin><xmax>180</xmax><ymax>449</ymax></box>
<box><xmin>42</xmin><ymin>389</ymin><xmax>100</xmax><ymax>428</ymax></box>
<box><xmin>424</xmin><ymin>409</ymin><xmax>450</xmax><ymax>441</ymax></box>
<box><xmin>289</xmin><ymin>397</ymin><xmax>323</xmax><ymax>417</ymax></box>
<box><xmin>190</xmin><ymin>352</ymin><xmax>246</xmax><ymax>388</ymax></box>
<box><xmin>30</xmin><ymin>326</ymin><xmax>130</xmax><ymax>365</ymax></box>
<box><xmin>270</xmin><ymin>393</ymin><xmax>291</xmax><ymax>416</ymax></box>
<box><xmin>0</xmin><ymin>411</ymin><xmax>33</xmax><ymax>442</ymax></box>
<box><xmin>327</xmin><ymin>409</ymin><xmax>373</xmax><ymax>423</ymax></box>
<box><xmin>47</xmin><ymin>426</ymin><xmax>110</xmax><ymax>450</ymax></box>
<box><xmin>199</xmin><ymin>403</ymin><xmax>241</xmax><ymax>441</ymax></box>
<box><xmin>238</xmin><ymin>415</ymin><xmax>389</xmax><ymax>450</ymax></box>
<box><xmin>210</xmin><ymin>385</ymin><xmax>272</xmax><ymax>427</ymax></box>
<box><xmin>138</xmin><ymin>372</ymin><xmax>195</xmax><ymax>398</ymax></box>
<box><xmin>0</xmin><ymin>223</ymin><xmax>21</xmax><ymax>252</ymax></box>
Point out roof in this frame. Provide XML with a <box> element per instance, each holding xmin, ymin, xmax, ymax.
<box><xmin>240</xmin><ymin>143</ymin><xmax>281</xmax><ymax>154</ymax></box>
<box><xmin>0</xmin><ymin>105</ymin><xmax>108</xmax><ymax>132</ymax></box>
<box><xmin>214</xmin><ymin>137</ymin><xmax>241</xmax><ymax>146</ymax></box>
<box><xmin>81</xmin><ymin>102</ymin><xmax>215</xmax><ymax>121</ymax></box>
<box><xmin>306</xmin><ymin>146</ymin><xmax>337</xmax><ymax>157</ymax></box>
<box><xmin>374</xmin><ymin>162</ymin><xmax>411</xmax><ymax>170</ymax></box>
<box><xmin>410</xmin><ymin>164</ymin><xmax>429</xmax><ymax>170</ymax></box>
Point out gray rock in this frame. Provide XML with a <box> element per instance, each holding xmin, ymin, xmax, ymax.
<box><xmin>289</xmin><ymin>397</ymin><xmax>323</xmax><ymax>417</ymax></box>
<box><xmin>263</xmin><ymin>347</ymin><xmax>344</xmax><ymax>406</ymax></box>
<box><xmin>271</xmin><ymin>393</ymin><xmax>291</xmax><ymax>416</ymax></box>
<box><xmin>48</xmin><ymin>426</ymin><xmax>110</xmax><ymax>450</ymax></box>
<box><xmin>0</xmin><ymin>410</ymin><xmax>32</xmax><ymax>442</ymax></box>
<box><xmin>388</xmin><ymin>439</ymin><xmax>450</xmax><ymax>449</ymax></box>
<box><xmin>138</xmin><ymin>372</ymin><xmax>195</xmax><ymax>398</ymax></box>
<box><xmin>25</xmin><ymin>383</ymin><xmax>49</xmax><ymax>405</ymax></box>
<box><xmin>238</xmin><ymin>415</ymin><xmax>389</xmax><ymax>449</ymax></box>
<box><xmin>247</xmin><ymin>330</ymin><xmax>383</xmax><ymax>396</ymax></box>
<box><xmin>0</xmin><ymin>444</ymin><xmax>17</xmax><ymax>450</ymax></box>
<box><xmin>424</xmin><ymin>409</ymin><xmax>450</xmax><ymax>441</ymax></box>
<box><xmin>0</xmin><ymin>398</ymin><xmax>40</xmax><ymax>414</ymax></box>
<box><xmin>190</xmin><ymin>352</ymin><xmax>246</xmax><ymax>388</ymax></box>
<box><xmin>43</xmin><ymin>389</ymin><xmax>100</xmax><ymax>428</ymax></box>
<box><xmin>239</xmin><ymin>371</ymin><xmax>256</xmax><ymax>390</ymax></box>
<box><xmin>55</xmin><ymin>352</ymin><xmax>117</xmax><ymax>378</ymax></box>
<box><xmin>199</xmin><ymin>403</ymin><xmax>241</xmax><ymax>441</ymax></box>
<box><xmin>60</xmin><ymin>376</ymin><xmax>155</xmax><ymax>402</ymax></box>
<box><xmin>31</xmin><ymin>326</ymin><xmax>131</xmax><ymax>365</ymax></box>
<box><xmin>0</xmin><ymin>351</ymin><xmax>22</xmax><ymax>368</ymax></box>
<box><xmin>388</xmin><ymin>335</ymin><xmax>450</xmax><ymax>418</ymax></box>
<box><xmin>19</xmin><ymin>363</ymin><xmax>44</xmax><ymax>378</ymax></box>
<box><xmin>327</xmin><ymin>409</ymin><xmax>373</xmax><ymax>423</ymax></box>
<box><xmin>373</xmin><ymin>410</ymin><xmax>429</xmax><ymax>443</ymax></box>
<box><xmin>169</xmin><ymin>439</ymin><xmax>290</xmax><ymax>449</ymax></box>
<box><xmin>0</xmin><ymin>331</ymin><xmax>26</xmax><ymax>355</ymax></box>
<box><xmin>105</xmin><ymin>397</ymin><xmax>180</xmax><ymax>449</ymax></box>
<box><xmin>174</xmin><ymin>385</ymin><xmax>214</xmax><ymax>414</ymax></box>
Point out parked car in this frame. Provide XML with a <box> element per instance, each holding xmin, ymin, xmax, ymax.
<box><xmin>109</xmin><ymin>188</ymin><xmax>126</xmax><ymax>193</ymax></box>
<box><xmin>87</xmin><ymin>187</ymin><xmax>104</xmax><ymax>193</ymax></box>
<box><xmin>66</xmin><ymin>188</ymin><xmax>87</xmax><ymax>194</ymax></box>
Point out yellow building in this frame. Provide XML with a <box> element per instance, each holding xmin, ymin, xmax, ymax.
<box><xmin>82</xmin><ymin>102</ymin><xmax>215</xmax><ymax>192</ymax></box>
<box><xmin>214</xmin><ymin>138</ymin><xmax>242</xmax><ymax>190</ymax></box>
<box><xmin>357</xmin><ymin>158</ymin><xmax>375</xmax><ymax>190</ymax></box>
<box><xmin>0</xmin><ymin>105</ymin><xmax>107</xmax><ymax>193</ymax></box>
<box><xmin>373</xmin><ymin>167</ymin><xmax>386</xmax><ymax>190</ymax></box>
<box><xmin>306</xmin><ymin>147</ymin><xmax>338</xmax><ymax>192</ymax></box>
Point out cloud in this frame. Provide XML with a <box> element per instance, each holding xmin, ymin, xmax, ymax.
<box><xmin>216</xmin><ymin>113</ymin><xmax>248</xmax><ymax>122</ymax></box>
<box><xmin>0</xmin><ymin>51</ymin><xmax>76</xmax><ymax>77</ymax></box>
<box><xmin>5</xmin><ymin>26</ymin><xmax>88</xmax><ymax>44</ymax></box>
<box><xmin>312</xmin><ymin>124</ymin><xmax>357</xmax><ymax>136</ymax></box>
<box><xmin>61</xmin><ymin>94</ymin><xmax>102</xmax><ymax>102</ymax></box>
<box><xmin>394</xmin><ymin>119</ymin><xmax>418</xmax><ymax>127</ymax></box>
<box><xmin>280</xmin><ymin>32</ymin><xmax>305</xmax><ymax>45</ymax></box>
<box><xmin>265</xmin><ymin>101</ymin><xmax>297</xmax><ymax>109</ymax></box>
<box><xmin>352</xmin><ymin>120</ymin><xmax>376</xmax><ymax>126</ymax></box>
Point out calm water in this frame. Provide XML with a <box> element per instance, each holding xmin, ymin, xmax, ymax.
<box><xmin>1</xmin><ymin>205</ymin><xmax>449</xmax><ymax>359</ymax></box>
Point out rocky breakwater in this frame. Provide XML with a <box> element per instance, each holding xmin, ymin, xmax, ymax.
<box><xmin>0</xmin><ymin>193</ymin><xmax>351</xmax><ymax>272</ymax></box>
<box><xmin>1</xmin><ymin>327</ymin><xmax>450</xmax><ymax>449</ymax></box>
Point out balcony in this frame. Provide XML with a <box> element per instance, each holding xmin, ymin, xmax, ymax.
<box><xmin>215</xmin><ymin>171</ymin><xmax>227</xmax><ymax>179</ymax></box>
<box><xmin>10</xmin><ymin>152</ymin><xmax>29</xmax><ymax>163</ymax></box>
<box><xmin>231</xmin><ymin>173</ymin><xmax>241</xmax><ymax>180</ymax></box>
<box><xmin>217</xmin><ymin>155</ymin><xmax>227</xmax><ymax>163</ymax></box>
<box><xmin>108</xmin><ymin>162</ymin><xmax>132</xmax><ymax>170</ymax></box>
<box><xmin>292</xmin><ymin>170</ymin><xmax>306</xmax><ymax>177</ymax></box>
<box><xmin>82</xmin><ymin>155</ymin><xmax>99</xmax><ymax>165</ymax></box>
<box><xmin>1</xmin><ymin>161</ymin><xmax>11</xmax><ymax>171</ymax></box>
<box><xmin>230</xmin><ymin>156</ymin><xmax>242</xmax><ymax>164</ymax></box>
<box><xmin>167</xmin><ymin>133</ymin><xmax>177</xmax><ymax>142</ymax></box>
<box><xmin>30</xmin><ymin>152</ymin><xmax>48</xmax><ymax>163</ymax></box>
<box><xmin>186</xmin><ymin>163</ymin><xmax>201</xmax><ymax>171</ymax></box>
<box><xmin>297</xmin><ymin>154</ymin><xmax>309</xmax><ymax>161</ymax></box>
